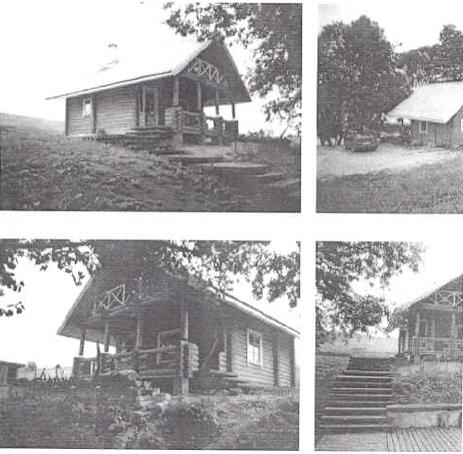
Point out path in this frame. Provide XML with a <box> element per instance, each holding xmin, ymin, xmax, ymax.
<box><xmin>317</xmin><ymin>143</ymin><xmax>460</xmax><ymax>179</ymax></box>
<box><xmin>316</xmin><ymin>428</ymin><xmax>461</xmax><ymax>451</ymax></box>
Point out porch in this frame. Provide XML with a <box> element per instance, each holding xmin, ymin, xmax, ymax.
<box><xmin>410</xmin><ymin>337</ymin><xmax>463</xmax><ymax>361</ymax></box>
<box><xmin>72</xmin><ymin>279</ymin><xmax>228</xmax><ymax>394</ymax></box>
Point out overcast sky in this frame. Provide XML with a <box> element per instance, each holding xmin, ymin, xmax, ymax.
<box><xmin>0</xmin><ymin>0</ymin><xmax>283</xmax><ymax>134</ymax></box>
<box><xmin>319</xmin><ymin>2</ymin><xmax>463</xmax><ymax>51</ymax></box>
<box><xmin>0</xmin><ymin>241</ymin><xmax>300</xmax><ymax>368</ymax></box>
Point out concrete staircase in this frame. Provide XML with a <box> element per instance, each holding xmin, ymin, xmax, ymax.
<box><xmin>320</xmin><ymin>356</ymin><xmax>393</xmax><ymax>433</ymax></box>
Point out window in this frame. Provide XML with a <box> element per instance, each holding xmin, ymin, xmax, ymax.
<box><xmin>247</xmin><ymin>329</ymin><xmax>263</xmax><ymax>367</ymax></box>
<box><xmin>82</xmin><ymin>98</ymin><xmax>93</xmax><ymax>117</ymax></box>
<box><xmin>419</xmin><ymin>121</ymin><xmax>428</xmax><ymax>134</ymax></box>
<box><xmin>419</xmin><ymin>320</ymin><xmax>428</xmax><ymax>337</ymax></box>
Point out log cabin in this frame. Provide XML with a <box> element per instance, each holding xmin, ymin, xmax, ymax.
<box><xmin>389</xmin><ymin>274</ymin><xmax>463</xmax><ymax>362</ymax></box>
<box><xmin>47</xmin><ymin>39</ymin><xmax>251</xmax><ymax>146</ymax></box>
<box><xmin>57</xmin><ymin>265</ymin><xmax>298</xmax><ymax>395</ymax></box>
<box><xmin>388</xmin><ymin>81</ymin><xmax>463</xmax><ymax>148</ymax></box>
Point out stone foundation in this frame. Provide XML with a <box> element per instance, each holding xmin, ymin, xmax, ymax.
<box><xmin>387</xmin><ymin>403</ymin><xmax>462</xmax><ymax>428</ymax></box>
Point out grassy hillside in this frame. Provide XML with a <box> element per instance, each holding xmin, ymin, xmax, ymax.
<box><xmin>0</xmin><ymin>382</ymin><xmax>298</xmax><ymax>450</ymax></box>
<box><xmin>0</xmin><ymin>112</ymin><xmax>298</xmax><ymax>211</ymax></box>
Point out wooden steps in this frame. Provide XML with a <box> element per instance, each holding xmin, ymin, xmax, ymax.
<box><xmin>320</xmin><ymin>356</ymin><xmax>394</xmax><ymax>434</ymax></box>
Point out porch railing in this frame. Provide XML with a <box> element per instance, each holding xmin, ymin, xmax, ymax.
<box><xmin>73</xmin><ymin>341</ymin><xmax>199</xmax><ymax>380</ymax></box>
<box><xmin>411</xmin><ymin>336</ymin><xmax>463</xmax><ymax>358</ymax></box>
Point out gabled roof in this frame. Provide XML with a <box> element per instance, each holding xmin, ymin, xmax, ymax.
<box><xmin>46</xmin><ymin>39</ymin><xmax>250</xmax><ymax>104</ymax></box>
<box><xmin>388</xmin><ymin>81</ymin><xmax>463</xmax><ymax>124</ymax></box>
<box><xmin>57</xmin><ymin>267</ymin><xmax>299</xmax><ymax>343</ymax></box>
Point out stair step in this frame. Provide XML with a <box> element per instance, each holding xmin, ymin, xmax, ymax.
<box><xmin>268</xmin><ymin>177</ymin><xmax>301</xmax><ymax>190</ymax></box>
<box><xmin>322</xmin><ymin>415</ymin><xmax>388</xmax><ymax>422</ymax></box>
<box><xmin>339</xmin><ymin>374</ymin><xmax>392</xmax><ymax>380</ymax></box>
<box><xmin>168</xmin><ymin>155</ymin><xmax>225</xmax><ymax>165</ymax></box>
<box><xmin>332</xmin><ymin>393</ymin><xmax>393</xmax><ymax>401</ymax></box>
<box><xmin>330</xmin><ymin>400</ymin><xmax>390</xmax><ymax>407</ymax></box>
<box><xmin>252</xmin><ymin>171</ymin><xmax>287</xmax><ymax>183</ymax></box>
<box><xmin>324</xmin><ymin>407</ymin><xmax>386</xmax><ymax>415</ymax></box>
<box><xmin>334</xmin><ymin>382</ymin><xmax>392</xmax><ymax>389</ymax></box>
<box><xmin>320</xmin><ymin>424</ymin><xmax>390</xmax><ymax>432</ymax></box>
<box><xmin>198</xmin><ymin>162</ymin><xmax>269</xmax><ymax>176</ymax></box>
<box><xmin>344</xmin><ymin>370</ymin><xmax>392</xmax><ymax>376</ymax></box>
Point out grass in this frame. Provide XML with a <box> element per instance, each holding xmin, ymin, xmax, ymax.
<box><xmin>317</xmin><ymin>151</ymin><xmax>463</xmax><ymax>213</ymax></box>
<box><xmin>391</xmin><ymin>359</ymin><xmax>463</xmax><ymax>404</ymax></box>
<box><xmin>0</xmin><ymin>112</ymin><xmax>299</xmax><ymax>212</ymax></box>
<box><xmin>0</xmin><ymin>382</ymin><xmax>298</xmax><ymax>450</ymax></box>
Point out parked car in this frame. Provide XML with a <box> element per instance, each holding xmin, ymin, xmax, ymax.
<box><xmin>344</xmin><ymin>129</ymin><xmax>380</xmax><ymax>152</ymax></box>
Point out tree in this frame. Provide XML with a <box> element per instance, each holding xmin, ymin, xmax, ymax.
<box><xmin>163</xmin><ymin>2</ymin><xmax>302</xmax><ymax>134</ymax></box>
<box><xmin>398</xmin><ymin>24</ymin><xmax>463</xmax><ymax>86</ymax></box>
<box><xmin>0</xmin><ymin>240</ymin><xmax>300</xmax><ymax>317</ymax></box>
<box><xmin>318</xmin><ymin>16</ymin><xmax>409</xmax><ymax>144</ymax></box>
<box><xmin>316</xmin><ymin>241</ymin><xmax>423</xmax><ymax>345</ymax></box>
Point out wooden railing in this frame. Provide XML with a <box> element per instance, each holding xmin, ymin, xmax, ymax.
<box><xmin>411</xmin><ymin>336</ymin><xmax>463</xmax><ymax>359</ymax></box>
<box><xmin>182</xmin><ymin>111</ymin><xmax>202</xmax><ymax>134</ymax></box>
<box><xmin>73</xmin><ymin>342</ymin><xmax>199</xmax><ymax>379</ymax></box>
<box><xmin>90</xmin><ymin>283</ymin><xmax>130</xmax><ymax>317</ymax></box>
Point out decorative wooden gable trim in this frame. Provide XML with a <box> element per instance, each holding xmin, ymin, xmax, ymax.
<box><xmin>430</xmin><ymin>289</ymin><xmax>463</xmax><ymax>307</ymax></box>
<box><xmin>185</xmin><ymin>58</ymin><xmax>228</xmax><ymax>88</ymax></box>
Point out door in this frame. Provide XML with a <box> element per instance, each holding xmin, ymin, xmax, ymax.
<box><xmin>144</xmin><ymin>87</ymin><xmax>158</xmax><ymax>127</ymax></box>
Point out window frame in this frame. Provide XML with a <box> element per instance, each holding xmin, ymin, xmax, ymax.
<box><xmin>246</xmin><ymin>329</ymin><xmax>263</xmax><ymax>367</ymax></box>
<box><xmin>419</xmin><ymin>120</ymin><xmax>428</xmax><ymax>134</ymax></box>
<box><xmin>82</xmin><ymin>98</ymin><xmax>93</xmax><ymax>117</ymax></box>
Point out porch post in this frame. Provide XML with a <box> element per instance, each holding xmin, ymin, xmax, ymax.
<box><xmin>92</xmin><ymin>95</ymin><xmax>97</xmax><ymax>134</ymax></box>
<box><xmin>398</xmin><ymin>330</ymin><xmax>402</xmax><ymax>355</ymax></box>
<box><xmin>136</xmin><ymin>309</ymin><xmax>143</xmax><ymax>350</ymax></box>
<box><xmin>215</xmin><ymin>88</ymin><xmax>220</xmax><ymax>116</ymax></box>
<box><xmin>404</xmin><ymin>329</ymin><xmax>409</xmax><ymax>353</ymax></box>
<box><xmin>174</xmin><ymin>299</ymin><xmax>190</xmax><ymax>395</ymax></box>
<box><xmin>104</xmin><ymin>319</ymin><xmax>110</xmax><ymax>353</ymax></box>
<box><xmin>231</xmin><ymin>101</ymin><xmax>236</xmax><ymax>119</ymax></box>
<box><xmin>196</xmin><ymin>81</ymin><xmax>202</xmax><ymax>111</ymax></box>
<box><xmin>451</xmin><ymin>312</ymin><xmax>458</xmax><ymax>338</ymax></box>
<box><xmin>415</xmin><ymin>311</ymin><xmax>420</xmax><ymax>337</ymax></box>
<box><xmin>414</xmin><ymin>312</ymin><xmax>420</xmax><ymax>363</ymax></box>
<box><xmin>78</xmin><ymin>327</ymin><xmax>86</xmax><ymax>356</ymax></box>
<box><xmin>173</xmin><ymin>77</ymin><xmax>180</xmax><ymax>106</ymax></box>
<box><xmin>289</xmin><ymin>336</ymin><xmax>296</xmax><ymax>387</ymax></box>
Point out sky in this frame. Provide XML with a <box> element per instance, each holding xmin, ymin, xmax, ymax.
<box><xmin>0</xmin><ymin>241</ymin><xmax>300</xmax><ymax>368</ymax></box>
<box><xmin>319</xmin><ymin>2</ymin><xmax>463</xmax><ymax>51</ymax></box>
<box><xmin>0</xmin><ymin>0</ymin><xmax>284</xmax><ymax>135</ymax></box>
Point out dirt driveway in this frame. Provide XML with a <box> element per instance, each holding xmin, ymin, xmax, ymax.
<box><xmin>317</xmin><ymin>143</ymin><xmax>461</xmax><ymax>179</ymax></box>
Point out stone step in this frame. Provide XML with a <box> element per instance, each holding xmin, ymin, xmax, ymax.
<box><xmin>322</xmin><ymin>415</ymin><xmax>389</xmax><ymax>424</ymax></box>
<box><xmin>268</xmin><ymin>177</ymin><xmax>301</xmax><ymax>190</ymax></box>
<box><xmin>329</xmin><ymin>400</ymin><xmax>390</xmax><ymax>408</ymax></box>
<box><xmin>167</xmin><ymin>155</ymin><xmax>225</xmax><ymax>165</ymax></box>
<box><xmin>338</xmin><ymin>374</ymin><xmax>393</xmax><ymax>381</ymax></box>
<box><xmin>324</xmin><ymin>406</ymin><xmax>386</xmax><ymax>415</ymax></box>
<box><xmin>333</xmin><ymin>386</ymin><xmax>392</xmax><ymax>393</ymax></box>
<box><xmin>252</xmin><ymin>171</ymin><xmax>287</xmax><ymax>183</ymax></box>
<box><xmin>320</xmin><ymin>424</ymin><xmax>390</xmax><ymax>433</ymax></box>
<box><xmin>197</xmin><ymin>162</ymin><xmax>269</xmax><ymax>176</ymax></box>
<box><xmin>332</xmin><ymin>393</ymin><xmax>393</xmax><ymax>401</ymax></box>
<box><xmin>344</xmin><ymin>370</ymin><xmax>393</xmax><ymax>376</ymax></box>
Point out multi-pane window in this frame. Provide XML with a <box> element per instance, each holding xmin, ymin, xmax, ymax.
<box><xmin>247</xmin><ymin>329</ymin><xmax>263</xmax><ymax>366</ymax></box>
<box><xmin>419</xmin><ymin>120</ymin><xmax>428</xmax><ymax>133</ymax></box>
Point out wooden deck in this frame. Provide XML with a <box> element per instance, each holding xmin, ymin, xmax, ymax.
<box><xmin>316</xmin><ymin>428</ymin><xmax>461</xmax><ymax>451</ymax></box>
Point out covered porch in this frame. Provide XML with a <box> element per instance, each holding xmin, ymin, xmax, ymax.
<box><xmin>136</xmin><ymin>57</ymin><xmax>240</xmax><ymax>146</ymax></box>
<box><xmin>72</xmin><ymin>280</ymin><xmax>228</xmax><ymax>394</ymax></box>
<box><xmin>398</xmin><ymin>290</ymin><xmax>463</xmax><ymax>362</ymax></box>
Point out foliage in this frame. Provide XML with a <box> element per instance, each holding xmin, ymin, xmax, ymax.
<box><xmin>398</xmin><ymin>24</ymin><xmax>463</xmax><ymax>87</ymax></box>
<box><xmin>164</xmin><ymin>2</ymin><xmax>302</xmax><ymax>134</ymax></box>
<box><xmin>316</xmin><ymin>241</ymin><xmax>423</xmax><ymax>344</ymax></box>
<box><xmin>318</xmin><ymin>16</ymin><xmax>410</xmax><ymax>144</ymax></box>
<box><xmin>0</xmin><ymin>240</ymin><xmax>300</xmax><ymax>316</ymax></box>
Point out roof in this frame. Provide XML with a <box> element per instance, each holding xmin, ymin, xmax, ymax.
<box><xmin>388</xmin><ymin>81</ymin><xmax>463</xmax><ymax>123</ymax></box>
<box><xmin>46</xmin><ymin>38</ymin><xmax>250</xmax><ymax>104</ymax></box>
<box><xmin>0</xmin><ymin>360</ymin><xmax>24</xmax><ymax>368</ymax></box>
<box><xmin>387</xmin><ymin>273</ymin><xmax>463</xmax><ymax>331</ymax></box>
<box><xmin>57</xmin><ymin>267</ymin><xmax>299</xmax><ymax>343</ymax></box>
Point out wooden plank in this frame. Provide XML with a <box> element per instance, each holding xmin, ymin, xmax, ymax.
<box><xmin>79</xmin><ymin>327</ymin><xmax>86</xmax><ymax>356</ymax></box>
<box><xmin>215</xmin><ymin>88</ymin><xmax>220</xmax><ymax>116</ymax></box>
<box><xmin>103</xmin><ymin>320</ymin><xmax>110</xmax><ymax>353</ymax></box>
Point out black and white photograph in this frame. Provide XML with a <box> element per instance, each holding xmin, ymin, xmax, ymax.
<box><xmin>318</xmin><ymin>3</ymin><xmax>463</xmax><ymax>213</ymax></box>
<box><xmin>315</xmin><ymin>241</ymin><xmax>462</xmax><ymax>451</ymax></box>
<box><xmin>0</xmin><ymin>239</ymin><xmax>300</xmax><ymax>449</ymax></box>
<box><xmin>0</xmin><ymin>1</ymin><xmax>301</xmax><ymax>212</ymax></box>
